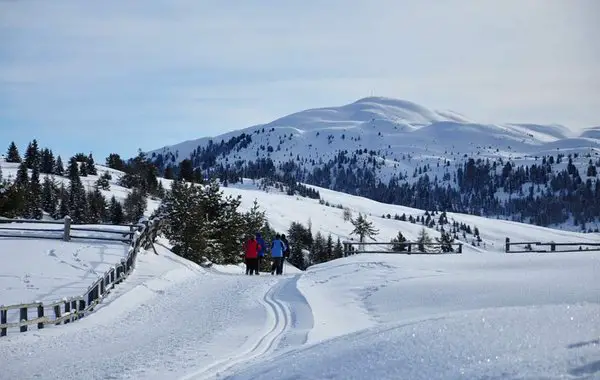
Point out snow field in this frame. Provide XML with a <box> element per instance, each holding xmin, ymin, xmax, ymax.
<box><xmin>0</xmin><ymin>239</ymin><xmax>598</xmax><ymax>379</ymax></box>
<box><xmin>1</xmin><ymin>159</ymin><xmax>599</xmax><ymax>379</ymax></box>
<box><xmin>228</xmin><ymin>252</ymin><xmax>600</xmax><ymax>379</ymax></box>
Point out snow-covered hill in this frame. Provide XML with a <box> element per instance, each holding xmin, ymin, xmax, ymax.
<box><xmin>1</xmin><ymin>159</ymin><xmax>599</xmax><ymax>379</ymax></box>
<box><xmin>145</xmin><ymin>97</ymin><xmax>600</xmax><ymax>232</ymax></box>
<box><xmin>3</xmin><ymin>158</ymin><xmax>599</xmax><ymax>313</ymax></box>
<box><xmin>148</xmin><ymin>96</ymin><xmax>599</xmax><ymax>180</ymax></box>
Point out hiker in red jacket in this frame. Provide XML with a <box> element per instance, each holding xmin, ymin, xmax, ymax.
<box><xmin>243</xmin><ymin>236</ymin><xmax>261</xmax><ymax>275</ymax></box>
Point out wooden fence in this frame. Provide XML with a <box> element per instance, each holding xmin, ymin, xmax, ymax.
<box><xmin>0</xmin><ymin>216</ymin><xmax>136</xmax><ymax>243</ymax></box>
<box><xmin>0</xmin><ymin>217</ymin><xmax>164</xmax><ymax>337</ymax></box>
<box><xmin>504</xmin><ymin>237</ymin><xmax>600</xmax><ymax>253</ymax></box>
<box><xmin>342</xmin><ymin>241</ymin><xmax>463</xmax><ymax>256</ymax></box>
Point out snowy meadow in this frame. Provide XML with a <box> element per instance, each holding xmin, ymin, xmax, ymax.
<box><xmin>0</xmin><ymin>160</ymin><xmax>599</xmax><ymax>379</ymax></box>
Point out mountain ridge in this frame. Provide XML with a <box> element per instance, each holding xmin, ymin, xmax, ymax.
<box><xmin>149</xmin><ymin>96</ymin><xmax>593</xmax><ymax>160</ymax></box>
<box><xmin>144</xmin><ymin>96</ymin><xmax>600</xmax><ymax>231</ymax></box>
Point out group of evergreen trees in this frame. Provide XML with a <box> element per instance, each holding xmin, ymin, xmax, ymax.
<box><xmin>153</xmin><ymin>178</ymin><xmax>276</xmax><ymax>265</ymax></box>
<box><xmin>1</xmin><ymin>141</ymin><xmax>148</xmax><ymax>224</ymax></box>
<box><xmin>148</xmin><ymin>137</ymin><xmax>600</xmax><ymax>231</ymax></box>
<box><xmin>151</xmin><ymin>176</ymin><xmax>347</xmax><ymax>269</ymax></box>
<box><xmin>285</xmin><ymin>220</ymin><xmax>344</xmax><ymax>270</ymax></box>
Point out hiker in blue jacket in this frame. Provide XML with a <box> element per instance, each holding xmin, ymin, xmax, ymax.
<box><xmin>255</xmin><ymin>233</ymin><xmax>266</xmax><ymax>271</ymax></box>
<box><xmin>270</xmin><ymin>234</ymin><xmax>287</xmax><ymax>275</ymax></box>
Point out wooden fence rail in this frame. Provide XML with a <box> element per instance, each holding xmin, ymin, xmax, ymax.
<box><xmin>0</xmin><ymin>217</ymin><xmax>164</xmax><ymax>337</ymax></box>
<box><xmin>342</xmin><ymin>241</ymin><xmax>463</xmax><ymax>256</ymax></box>
<box><xmin>504</xmin><ymin>237</ymin><xmax>600</xmax><ymax>253</ymax></box>
<box><xmin>0</xmin><ymin>216</ymin><xmax>137</xmax><ymax>243</ymax></box>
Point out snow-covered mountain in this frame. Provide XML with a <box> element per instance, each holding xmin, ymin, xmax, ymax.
<box><xmin>146</xmin><ymin>96</ymin><xmax>600</xmax><ymax>231</ymax></box>
<box><xmin>148</xmin><ymin>96</ymin><xmax>598</xmax><ymax>173</ymax></box>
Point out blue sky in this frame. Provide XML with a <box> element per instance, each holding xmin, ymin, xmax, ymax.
<box><xmin>1</xmin><ymin>0</ymin><xmax>598</xmax><ymax>161</ymax></box>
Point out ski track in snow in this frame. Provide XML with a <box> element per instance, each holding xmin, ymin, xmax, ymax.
<box><xmin>182</xmin><ymin>277</ymin><xmax>292</xmax><ymax>380</ymax></box>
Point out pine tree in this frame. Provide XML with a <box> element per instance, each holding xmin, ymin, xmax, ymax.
<box><xmin>54</xmin><ymin>156</ymin><xmax>64</xmax><ymax>176</ymax></box>
<box><xmin>86</xmin><ymin>153</ymin><xmax>97</xmax><ymax>175</ymax></box>
<box><xmin>156</xmin><ymin>178</ymin><xmax>245</xmax><ymax>265</ymax></box>
<box><xmin>436</xmin><ymin>230</ymin><xmax>454</xmax><ymax>252</ymax></box>
<box><xmin>40</xmin><ymin>148</ymin><xmax>55</xmax><ymax>174</ymax></box>
<box><xmin>41</xmin><ymin>176</ymin><xmax>58</xmax><ymax>216</ymax></box>
<box><xmin>105</xmin><ymin>153</ymin><xmax>127</xmax><ymax>172</ymax></box>
<box><xmin>10</xmin><ymin>161</ymin><xmax>30</xmax><ymax>218</ymax></box>
<box><xmin>0</xmin><ymin>182</ymin><xmax>26</xmax><ymax>217</ymax></box>
<box><xmin>57</xmin><ymin>184</ymin><xmax>69</xmax><ymax>219</ymax></box>
<box><xmin>390</xmin><ymin>231</ymin><xmax>407</xmax><ymax>252</ymax></box>
<box><xmin>109</xmin><ymin>196</ymin><xmax>124</xmax><ymax>225</ymax></box>
<box><xmin>333</xmin><ymin>237</ymin><xmax>344</xmax><ymax>259</ymax></box>
<box><xmin>80</xmin><ymin>161</ymin><xmax>88</xmax><ymax>176</ymax></box>
<box><xmin>287</xmin><ymin>221</ymin><xmax>311</xmax><ymax>270</ymax></box>
<box><xmin>350</xmin><ymin>213</ymin><xmax>379</xmax><ymax>250</ymax></box>
<box><xmin>123</xmin><ymin>188</ymin><xmax>147</xmax><ymax>223</ymax></box>
<box><xmin>164</xmin><ymin>166</ymin><xmax>174</xmax><ymax>180</ymax></box>
<box><xmin>417</xmin><ymin>227</ymin><xmax>432</xmax><ymax>253</ymax></box>
<box><xmin>325</xmin><ymin>234</ymin><xmax>334</xmax><ymax>262</ymax></box>
<box><xmin>96</xmin><ymin>172</ymin><xmax>111</xmax><ymax>190</ymax></box>
<box><xmin>310</xmin><ymin>231</ymin><xmax>327</xmax><ymax>264</ymax></box>
<box><xmin>243</xmin><ymin>199</ymin><xmax>266</xmax><ymax>238</ymax></box>
<box><xmin>27</xmin><ymin>163</ymin><xmax>43</xmax><ymax>219</ymax></box>
<box><xmin>67</xmin><ymin>157</ymin><xmax>87</xmax><ymax>223</ymax></box>
<box><xmin>67</xmin><ymin>157</ymin><xmax>79</xmax><ymax>180</ymax></box>
<box><xmin>6</xmin><ymin>141</ymin><xmax>21</xmax><ymax>163</ymax></box>
<box><xmin>24</xmin><ymin>139</ymin><xmax>40</xmax><ymax>169</ymax></box>
<box><xmin>178</xmin><ymin>159</ymin><xmax>194</xmax><ymax>182</ymax></box>
<box><xmin>87</xmin><ymin>188</ymin><xmax>108</xmax><ymax>223</ymax></box>
<box><xmin>156</xmin><ymin>180</ymin><xmax>165</xmax><ymax>198</ymax></box>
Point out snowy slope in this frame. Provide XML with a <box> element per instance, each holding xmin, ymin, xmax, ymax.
<box><xmin>147</xmin><ymin>96</ymin><xmax>599</xmax><ymax>184</ymax></box>
<box><xmin>1</xmin><ymin>161</ymin><xmax>599</xmax><ymax>379</ymax></box>
<box><xmin>2</xmin><ymin>160</ymin><xmax>598</xmax><ymax>317</ymax></box>
<box><xmin>0</xmin><ymin>245</ymin><xmax>597</xmax><ymax>379</ymax></box>
<box><xmin>163</xmin><ymin>178</ymin><xmax>600</xmax><ymax>253</ymax></box>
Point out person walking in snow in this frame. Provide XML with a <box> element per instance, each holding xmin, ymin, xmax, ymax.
<box><xmin>270</xmin><ymin>234</ymin><xmax>287</xmax><ymax>275</ymax></box>
<box><xmin>255</xmin><ymin>232</ymin><xmax>266</xmax><ymax>272</ymax></box>
<box><xmin>243</xmin><ymin>235</ymin><xmax>261</xmax><ymax>275</ymax></box>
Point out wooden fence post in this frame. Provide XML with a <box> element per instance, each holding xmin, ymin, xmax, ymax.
<box><xmin>37</xmin><ymin>304</ymin><xmax>44</xmax><ymax>329</ymax></box>
<box><xmin>64</xmin><ymin>301</ymin><xmax>71</xmax><ymax>324</ymax></box>
<box><xmin>0</xmin><ymin>309</ymin><xmax>6</xmax><ymax>336</ymax></box>
<box><xmin>505</xmin><ymin>237</ymin><xmax>510</xmax><ymax>252</ymax></box>
<box><xmin>63</xmin><ymin>216</ymin><xmax>71</xmax><ymax>241</ymax></box>
<box><xmin>19</xmin><ymin>307</ymin><xmax>28</xmax><ymax>332</ymax></box>
<box><xmin>71</xmin><ymin>300</ymin><xmax>77</xmax><ymax>320</ymax></box>
<box><xmin>101</xmin><ymin>277</ymin><xmax>106</xmax><ymax>296</ymax></box>
<box><xmin>78</xmin><ymin>299</ymin><xmax>86</xmax><ymax>318</ymax></box>
<box><xmin>53</xmin><ymin>304</ymin><xmax>61</xmax><ymax>325</ymax></box>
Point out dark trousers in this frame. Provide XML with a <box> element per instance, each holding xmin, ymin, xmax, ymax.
<box><xmin>246</xmin><ymin>258</ymin><xmax>259</xmax><ymax>275</ymax></box>
<box><xmin>271</xmin><ymin>257</ymin><xmax>283</xmax><ymax>275</ymax></box>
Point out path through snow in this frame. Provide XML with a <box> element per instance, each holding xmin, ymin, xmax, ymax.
<box><xmin>0</xmin><ymin>249</ymin><xmax>598</xmax><ymax>380</ymax></box>
<box><xmin>0</xmin><ymin>247</ymin><xmax>311</xmax><ymax>380</ymax></box>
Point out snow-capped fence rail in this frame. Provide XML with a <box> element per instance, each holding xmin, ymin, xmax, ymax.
<box><xmin>0</xmin><ymin>216</ymin><xmax>137</xmax><ymax>243</ymax></box>
<box><xmin>0</xmin><ymin>217</ymin><xmax>164</xmax><ymax>337</ymax></box>
<box><xmin>342</xmin><ymin>241</ymin><xmax>463</xmax><ymax>256</ymax></box>
<box><xmin>504</xmin><ymin>237</ymin><xmax>600</xmax><ymax>253</ymax></box>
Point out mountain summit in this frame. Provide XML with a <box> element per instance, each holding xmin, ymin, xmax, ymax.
<box><xmin>148</xmin><ymin>96</ymin><xmax>594</xmax><ymax>171</ymax></box>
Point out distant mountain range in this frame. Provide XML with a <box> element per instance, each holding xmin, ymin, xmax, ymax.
<box><xmin>146</xmin><ymin>97</ymin><xmax>600</xmax><ymax>232</ymax></box>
